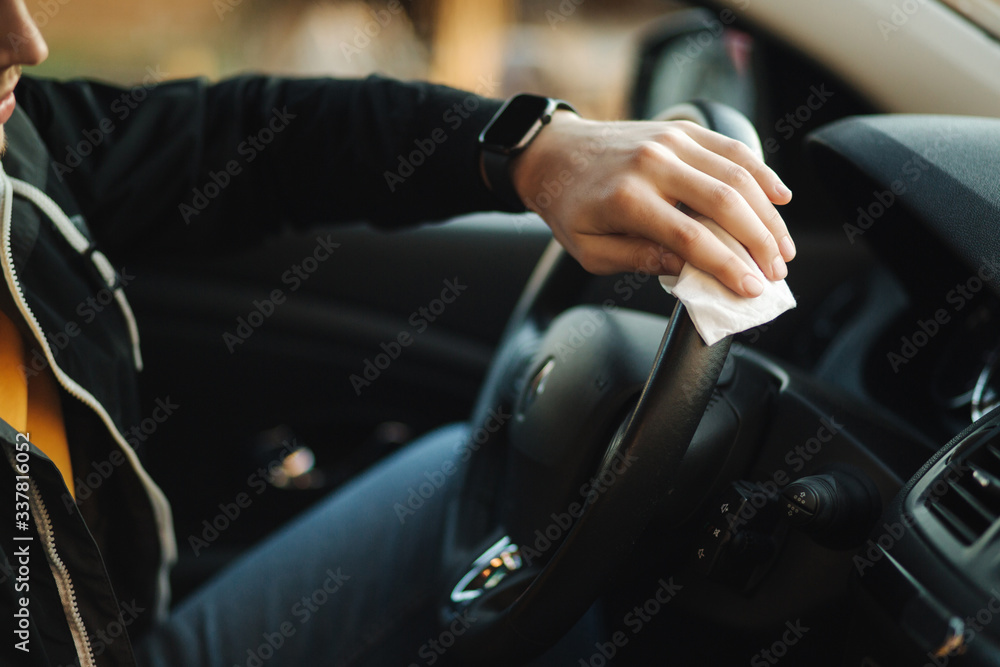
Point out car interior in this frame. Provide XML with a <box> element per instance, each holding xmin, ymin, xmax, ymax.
<box><xmin>104</xmin><ymin>0</ymin><xmax>1000</xmax><ymax>664</ymax></box>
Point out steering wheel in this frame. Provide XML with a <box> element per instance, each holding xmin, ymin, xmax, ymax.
<box><xmin>443</xmin><ymin>101</ymin><xmax>762</xmax><ymax>665</ymax></box>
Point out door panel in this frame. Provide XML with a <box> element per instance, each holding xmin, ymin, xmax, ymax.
<box><xmin>126</xmin><ymin>213</ymin><xmax>551</xmax><ymax>597</ymax></box>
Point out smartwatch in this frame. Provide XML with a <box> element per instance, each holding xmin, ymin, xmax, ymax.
<box><xmin>478</xmin><ymin>94</ymin><xmax>577</xmax><ymax>209</ymax></box>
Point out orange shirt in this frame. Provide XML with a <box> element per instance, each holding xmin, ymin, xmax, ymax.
<box><xmin>0</xmin><ymin>307</ymin><xmax>74</xmax><ymax>497</ymax></box>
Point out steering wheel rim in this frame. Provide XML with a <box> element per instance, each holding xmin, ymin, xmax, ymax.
<box><xmin>445</xmin><ymin>101</ymin><xmax>762</xmax><ymax>664</ymax></box>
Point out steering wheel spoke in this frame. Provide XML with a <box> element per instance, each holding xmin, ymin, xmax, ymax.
<box><xmin>444</xmin><ymin>101</ymin><xmax>763</xmax><ymax>665</ymax></box>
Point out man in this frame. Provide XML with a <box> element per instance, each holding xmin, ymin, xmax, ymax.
<box><xmin>0</xmin><ymin>0</ymin><xmax>794</xmax><ymax>665</ymax></box>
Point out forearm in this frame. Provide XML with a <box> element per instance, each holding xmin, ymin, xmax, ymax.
<box><xmin>14</xmin><ymin>74</ymin><xmax>512</xmax><ymax>259</ymax></box>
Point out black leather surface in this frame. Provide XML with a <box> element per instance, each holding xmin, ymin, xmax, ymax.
<box><xmin>807</xmin><ymin>115</ymin><xmax>1000</xmax><ymax>296</ymax></box>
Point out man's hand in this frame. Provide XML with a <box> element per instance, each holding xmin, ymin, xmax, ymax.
<box><xmin>510</xmin><ymin>111</ymin><xmax>795</xmax><ymax>298</ymax></box>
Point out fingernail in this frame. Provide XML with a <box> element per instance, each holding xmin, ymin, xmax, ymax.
<box><xmin>776</xmin><ymin>183</ymin><xmax>792</xmax><ymax>200</ymax></box>
<box><xmin>771</xmin><ymin>256</ymin><xmax>787</xmax><ymax>281</ymax></box>
<box><xmin>660</xmin><ymin>252</ymin><xmax>681</xmax><ymax>274</ymax></box>
<box><xmin>779</xmin><ymin>235</ymin><xmax>796</xmax><ymax>260</ymax></box>
<box><xmin>742</xmin><ymin>274</ymin><xmax>764</xmax><ymax>297</ymax></box>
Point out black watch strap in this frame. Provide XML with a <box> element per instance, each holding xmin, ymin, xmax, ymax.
<box><xmin>481</xmin><ymin>147</ymin><xmax>529</xmax><ymax>210</ymax></box>
<box><xmin>479</xmin><ymin>95</ymin><xmax>576</xmax><ymax>209</ymax></box>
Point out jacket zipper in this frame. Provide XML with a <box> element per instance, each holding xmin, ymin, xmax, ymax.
<box><xmin>0</xmin><ymin>169</ymin><xmax>177</xmax><ymax>661</ymax></box>
<box><xmin>27</xmin><ymin>477</ymin><xmax>97</xmax><ymax>667</ymax></box>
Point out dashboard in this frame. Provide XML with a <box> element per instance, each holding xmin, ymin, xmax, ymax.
<box><xmin>806</xmin><ymin>113</ymin><xmax>1000</xmax><ymax>664</ymax></box>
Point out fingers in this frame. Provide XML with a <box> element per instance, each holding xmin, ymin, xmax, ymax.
<box><xmin>676</xmin><ymin>140</ymin><xmax>796</xmax><ymax>263</ymax></box>
<box><xmin>598</xmin><ymin>186</ymin><xmax>767</xmax><ymax>297</ymax></box>
<box><xmin>656</xmin><ymin>126</ymin><xmax>795</xmax><ymax>268</ymax></box>
<box><xmin>659</xmin><ymin>149</ymin><xmax>788</xmax><ymax>281</ymax></box>
<box><xmin>570</xmin><ymin>234</ymin><xmax>684</xmax><ymax>276</ymax></box>
<box><xmin>524</xmin><ymin>115</ymin><xmax>796</xmax><ymax>299</ymax></box>
<box><xmin>674</xmin><ymin>121</ymin><xmax>793</xmax><ymax>206</ymax></box>
<box><xmin>645</xmin><ymin>201</ymin><xmax>766</xmax><ymax>297</ymax></box>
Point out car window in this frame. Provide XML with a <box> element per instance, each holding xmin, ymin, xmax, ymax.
<box><xmin>29</xmin><ymin>0</ymin><xmax>678</xmax><ymax>121</ymax></box>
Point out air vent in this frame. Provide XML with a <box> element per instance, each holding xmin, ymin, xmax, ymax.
<box><xmin>925</xmin><ymin>435</ymin><xmax>1000</xmax><ymax>545</ymax></box>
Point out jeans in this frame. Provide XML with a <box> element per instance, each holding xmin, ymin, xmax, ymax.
<box><xmin>135</xmin><ymin>424</ymin><xmax>601</xmax><ymax>666</ymax></box>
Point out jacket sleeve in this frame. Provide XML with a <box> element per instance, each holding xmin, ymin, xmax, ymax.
<box><xmin>13</xmin><ymin>74</ymin><xmax>514</xmax><ymax>257</ymax></box>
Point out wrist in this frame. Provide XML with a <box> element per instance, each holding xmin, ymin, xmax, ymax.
<box><xmin>477</xmin><ymin>95</ymin><xmax>577</xmax><ymax>210</ymax></box>
<box><xmin>510</xmin><ymin>110</ymin><xmax>589</xmax><ymax>212</ymax></box>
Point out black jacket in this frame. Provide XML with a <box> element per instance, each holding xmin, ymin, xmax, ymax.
<box><xmin>0</xmin><ymin>74</ymin><xmax>508</xmax><ymax>667</ymax></box>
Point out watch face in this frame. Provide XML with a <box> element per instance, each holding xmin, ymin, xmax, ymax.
<box><xmin>481</xmin><ymin>95</ymin><xmax>553</xmax><ymax>153</ymax></box>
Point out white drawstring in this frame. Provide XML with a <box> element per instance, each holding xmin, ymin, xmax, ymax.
<box><xmin>7</xmin><ymin>177</ymin><xmax>143</xmax><ymax>371</ymax></box>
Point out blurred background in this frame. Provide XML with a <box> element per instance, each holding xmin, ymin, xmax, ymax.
<box><xmin>31</xmin><ymin>0</ymin><xmax>681</xmax><ymax>120</ymax></box>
